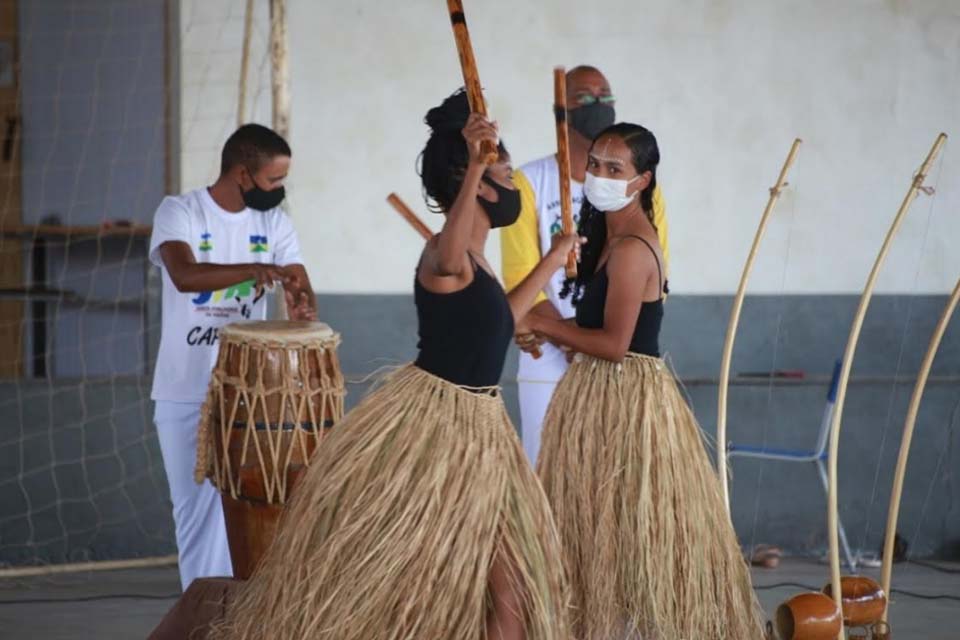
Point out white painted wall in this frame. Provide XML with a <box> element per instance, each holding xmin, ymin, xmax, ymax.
<box><xmin>179</xmin><ymin>0</ymin><xmax>960</xmax><ymax>294</ymax></box>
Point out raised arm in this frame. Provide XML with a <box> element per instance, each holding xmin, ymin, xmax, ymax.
<box><xmin>423</xmin><ymin>114</ymin><xmax>498</xmax><ymax>276</ymax></box>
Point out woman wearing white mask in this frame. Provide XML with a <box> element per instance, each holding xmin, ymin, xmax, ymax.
<box><xmin>520</xmin><ymin>123</ymin><xmax>763</xmax><ymax>639</ymax></box>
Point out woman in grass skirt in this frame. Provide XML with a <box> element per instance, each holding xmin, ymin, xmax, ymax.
<box><xmin>521</xmin><ymin>123</ymin><xmax>764</xmax><ymax>639</ymax></box>
<box><xmin>210</xmin><ymin>90</ymin><xmax>578</xmax><ymax>640</ymax></box>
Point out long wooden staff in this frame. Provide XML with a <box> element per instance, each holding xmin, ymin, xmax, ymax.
<box><xmin>554</xmin><ymin>67</ymin><xmax>577</xmax><ymax>278</ymax></box>
<box><xmin>824</xmin><ymin>132</ymin><xmax>946</xmax><ymax>639</ymax></box>
<box><xmin>387</xmin><ymin>193</ymin><xmax>433</xmax><ymax>241</ymax></box>
<box><xmin>716</xmin><ymin>138</ymin><xmax>802</xmax><ymax>512</ymax></box>
<box><xmin>880</xmin><ymin>275</ymin><xmax>959</xmax><ymax>622</ymax></box>
<box><xmin>446</xmin><ymin>0</ymin><xmax>497</xmax><ymax>165</ymax></box>
<box><xmin>237</xmin><ymin>0</ymin><xmax>254</xmax><ymax>126</ymax></box>
<box><xmin>269</xmin><ymin>0</ymin><xmax>290</xmax><ymax>139</ymax></box>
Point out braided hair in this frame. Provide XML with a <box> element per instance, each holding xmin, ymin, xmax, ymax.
<box><xmin>417</xmin><ymin>89</ymin><xmax>507</xmax><ymax>213</ymax></box>
<box><xmin>560</xmin><ymin>123</ymin><xmax>660</xmax><ymax>304</ymax></box>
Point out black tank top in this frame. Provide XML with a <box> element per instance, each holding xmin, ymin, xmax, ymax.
<box><xmin>414</xmin><ymin>253</ymin><xmax>514</xmax><ymax>387</ymax></box>
<box><xmin>575</xmin><ymin>236</ymin><xmax>665</xmax><ymax>357</ymax></box>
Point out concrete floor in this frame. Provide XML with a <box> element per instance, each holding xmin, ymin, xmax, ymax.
<box><xmin>0</xmin><ymin>559</ymin><xmax>956</xmax><ymax>639</ymax></box>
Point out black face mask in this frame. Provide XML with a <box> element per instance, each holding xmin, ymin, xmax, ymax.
<box><xmin>242</xmin><ymin>182</ymin><xmax>286</xmax><ymax>211</ymax></box>
<box><xmin>569</xmin><ymin>103</ymin><xmax>616</xmax><ymax>140</ymax></box>
<box><xmin>478</xmin><ymin>175</ymin><xmax>521</xmax><ymax>229</ymax></box>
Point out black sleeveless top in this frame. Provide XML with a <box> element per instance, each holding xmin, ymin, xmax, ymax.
<box><xmin>414</xmin><ymin>253</ymin><xmax>514</xmax><ymax>388</ymax></box>
<box><xmin>575</xmin><ymin>236</ymin><xmax>665</xmax><ymax>357</ymax></box>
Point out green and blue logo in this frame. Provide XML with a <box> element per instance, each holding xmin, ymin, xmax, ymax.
<box><xmin>249</xmin><ymin>235</ymin><xmax>268</xmax><ymax>253</ymax></box>
<box><xmin>199</xmin><ymin>232</ymin><xmax>213</xmax><ymax>252</ymax></box>
<box><xmin>191</xmin><ymin>279</ymin><xmax>256</xmax><ymax>306</ymax></box>
<box><xmin>191</xmin><ymin>279</ymin><xmax>263</xmax><ymax>319</ymax></box>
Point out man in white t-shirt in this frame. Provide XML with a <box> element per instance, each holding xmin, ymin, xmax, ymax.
<box><xmin>501</xmin><ymin>66</ymin><xmax>670</xmax><ymax>464</ymax></box>
<box><xmin>149</xmin><ymin>124</ymin><xmax>314</xmax><ymax>589</ymax></box>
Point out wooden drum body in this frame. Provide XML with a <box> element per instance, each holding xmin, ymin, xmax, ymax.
<box><xmin>195</xmin><ymin>321</ymin><xmax>345</xmax><ymax>578</ymax></box>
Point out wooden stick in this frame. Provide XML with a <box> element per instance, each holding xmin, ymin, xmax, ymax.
<box><xmin>0</xmin><ymin>554</ymin><xmax>178</xmax><ymax>579</ymax></box>
<box><xmin>387</xmin><ymin>193</ymin><xmax>433</xmax><ymax>241</ymax></box>
<box><xmin>825</xmin><ymin>132</ymin><xmax>946</xmax><ymax>639</ymax></box>
<box><xmin>269</xmin><ymin>0</ymin><xmax>290</xmax><ymax>139</ymax></box>
<box><xmin>387</xmin><ymin>193</ymin><xmax>542</xmax><ymax>359</ymax></box>
<box><xmin>554</xmin><ymin>67</ymin><xmax>577</xmax><ymax>278</ymax></box>
<box><xmin>880</xmin><ymin>275</ymin><xmax>960</xmax><ymax>622</ymax></box>
<box><xmin>237</xmin><ymin>0</ymin><xmax>254</xmax><ymax>126</ymax></box>
<box><xmin>446</xmin><ymin>0</ymin><xmax>497</xmax><ymax>165</ymax></box>
<box><xmin>716</xmin><ymin>138</ymin><xmax>802</xmax><ymax>514</ymax></box>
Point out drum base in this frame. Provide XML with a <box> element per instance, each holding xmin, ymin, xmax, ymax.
<box><xmin>221</xmin><ymin>494</ymin><xmax>284</xmax><ymax>580</ymax></box>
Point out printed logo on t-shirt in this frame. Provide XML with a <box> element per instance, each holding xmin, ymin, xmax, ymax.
<box><xmin>548</xmin><ymin>194</ymin><xmax>584</xmax><ymax>235</ymax></box>
<box><xmin>190</xmin><ymin>279</ymin><xmax>264</xmax><ymax>321</ymax></box>
<box><xmin>249</xmin><ymin>235</ymin><xmax>268</xmax><ymax>253</ymax></box>
<box><xmin>199</xmin><ymin>232</ymin><xmax>213</xmax><ymax>252</ymax></box>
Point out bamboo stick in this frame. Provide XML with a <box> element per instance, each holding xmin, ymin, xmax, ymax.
<box><xmin>269</xmin><ymin>0</ymin><xmax>290</xmax><ymax>139</ymax></box>
<box><xmin>237</xmin><ymin>0</ymin><xmax>254</xmax><ymax>126</ymax></box>
<box><xmin>825</xmin><ymin>132</ymin><xmax>947</xmax><ymax>639</ymax></box>
<box><xmin>446</xmin><ymin>0</ymin><xmax>497</xmax><ymax>165</ymax></box>
<box><xmin>880</xmin><ymin>275</ymin><xmax>960</xmax><ymax>622</ymax></box>
<box><xmin>553</xmin><ymin>67</ymin><xmax>577</xmax><ymax>278</ymax></box>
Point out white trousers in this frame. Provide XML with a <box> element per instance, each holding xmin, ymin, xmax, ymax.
<box><xmin>517</xmin><ymin>342</ymin><xmax>570</xmax><ymax>465</ymax></box>
<box><xmin>154</xmin><ymin>401</ymin><xmax>233</xmax><ymax>590</ymax></box>
<box><xmin>518</xmin><ymin>379</ymin><xmax>561</xmax><ymax>464</ymax></box>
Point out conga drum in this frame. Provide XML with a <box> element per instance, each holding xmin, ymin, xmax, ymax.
<box><xmin>195</xmin><ymin>321</ymin><xmax>345</xmax><ymax>579</ymax></box>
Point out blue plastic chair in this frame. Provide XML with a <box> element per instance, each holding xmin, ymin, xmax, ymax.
<box><xmin>727</xmin><ymin>360</ymin><xmax>857</xmax><ymax>571</ymax></box>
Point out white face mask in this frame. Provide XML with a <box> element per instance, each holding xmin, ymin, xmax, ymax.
<box><xmin>583</xmin><ymin>172</ymin><xmax>640</xmax><ymax>212</ymax></box>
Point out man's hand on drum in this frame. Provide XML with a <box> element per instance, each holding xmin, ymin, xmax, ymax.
<box><xmin>285</xmin><ymin>288</ymin><xmax>317</xmax><ymax>321</ymax></box>
<box><xmin>251</xmin><ymin>263</ymin><xmax>294</xmax><ymax>293</ymax></box>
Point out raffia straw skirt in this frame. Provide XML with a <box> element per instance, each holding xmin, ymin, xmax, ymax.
<box><xmin>210</xmin><ymin>364</ymin><xmax>568</xmax><ymax>640</ymax></box>
<box><xmin>537</xmin><ymin>353</ymin><xmax>764</xmax><ymax>640</ymax></box>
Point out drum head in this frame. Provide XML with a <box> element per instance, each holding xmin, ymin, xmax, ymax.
<box><xmin>221</xmin><ymin>321</ymin><xmax>339</xmax><ymax>345</ymax></box>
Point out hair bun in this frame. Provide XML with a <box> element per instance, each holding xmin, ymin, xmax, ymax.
<box><xmin>425</xmin><ymin>88</ymin><xmax>470</xmax><ymax>134</ymax></box>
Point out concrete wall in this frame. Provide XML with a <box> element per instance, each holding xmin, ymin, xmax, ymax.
<box><xmin>179</xmin><ymin>0</ymin><xmax>960</xmax><ymax>295</ymax></box>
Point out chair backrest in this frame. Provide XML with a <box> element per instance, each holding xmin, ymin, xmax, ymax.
<box><xmin>814</xmin><ymin>359</ymin><xmax>844</xmax><ymax>455</ymax></box>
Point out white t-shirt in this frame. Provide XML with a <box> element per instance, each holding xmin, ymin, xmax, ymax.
<box><xmin>517</xmin><ymin>154</ymin><xmax>583</xmax><ymax>383</ymax></box>
<box><xmin>149</xmin><ymin>188</ymin><xmax>303</xmax><ymax>402</ymax></box>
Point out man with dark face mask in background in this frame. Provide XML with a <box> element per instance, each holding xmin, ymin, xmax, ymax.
<box><xmin>148</xmin><ymin>124</ymin><xmax>314</xmax><ymax>590</ymax></box>
<box><xmin>501</xmin><ymin>66</ymin><xmax>669</xmax><ymax>465</ymax></box>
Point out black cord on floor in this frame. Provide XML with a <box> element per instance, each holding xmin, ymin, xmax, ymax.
<box><xmin>909</xmin><ymin>559</ymin><xmax>960</xmax><ymax>574</ymax></box>
<box><xmin>753</xmin><ymin>581</ymin><xmax>960</xmax><ymax>601</ymax></box>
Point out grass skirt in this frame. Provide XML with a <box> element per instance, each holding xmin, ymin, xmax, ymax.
<box><xmin>210</xmin><ymin>364</ymin><xmax>568</xmax><ymax>639</ymax></box>
<box><xmin>537</xmin><ymin>353</ymin><xmax>763</xmax><ymax>639</ymax></box>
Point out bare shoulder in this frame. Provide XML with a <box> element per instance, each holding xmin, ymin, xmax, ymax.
<box><xmin>609</xmin><ymin>234</ymin><xmax>661</xmax><ymax>275</ymax></box>
<box><xmin>417</xmin><ymin>236</ymin><xmax>473</xmax><ymax>293</ymax></box>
